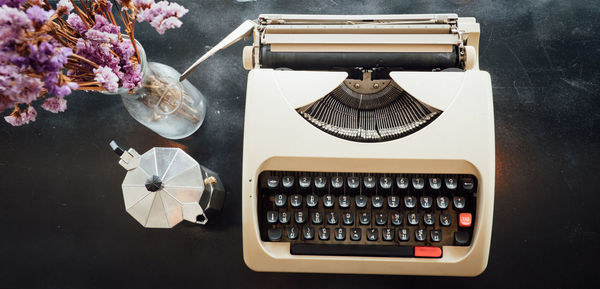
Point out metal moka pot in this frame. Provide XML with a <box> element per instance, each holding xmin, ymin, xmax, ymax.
<box><xmin>110</xmin><ymin>141</ymin><xmax>225</xmax><ymax>228</ymax></box>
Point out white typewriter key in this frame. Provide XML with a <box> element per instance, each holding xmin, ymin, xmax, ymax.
<box><xmin>314</xmin><ymin>176</ymin><xmax>326</xmax><ymax>189</ymax></box>
<box><xmin>331</xmin><ymin>176</ymin><xmax>344</xmax><ymax>189</ymax></box>
<box><xmin>407</xmin><ymin>213</ymin><xmax>419</xmax><ymax>225</ymax></box>
<box><xmin>436</xmin><ymin>196</ymin><xmax>449</xmax><ymax>209</ymax></box>
<box><xmin>404</xmin><ymin>196</ymin><xmax>416</xmax><ymax>208</ymax></box>
<box><xmin>338</xmin><ymin>195</ymin><xmax>351</xmax><ymax>208</ymax></box>
<box><xmin>282</xmin><ymin>176</ymin><xmax>294</xmax><ymax>188</ymax></box>
<box><xmin>366</xmin><ymin>228</ymin><xmax>378</xmax><ymax>241</ymax></box>
<box><xmin>440</xmin><ymin>214</ymin><xmax>451</xmax><ymax>226</ymax></box>
<box><xmin>327</xmin><ymin>212</ymin><xmax>338</xmax><ymax>225</ymax></box>
<box><xmin>274</xmin><ymin>194</ymin><xmax>287</xmax><ymax>207</ymax></box>
<box><xmin>342</xmin><ymin>212</ymin><xmax>354</xmax><ymax>225</ymax></box>
<box><xmin>423</xmin><ymin>213</ymin><xmax>434</xmax><ymax>226</ymax></box>
<box><xmin>399</xmin><ymin>228</ymin><xmax>410</xmax><ymax>241</ymax></box>
<box><xmin>419</xmin><ymin>196</ymin><xmax>432</xmax><ymax>209</ymax></box>
<box><xmin>387</xmin><ymin>195</ymin><xmax>400</xmax><ymax>208</ymax></box>
<box><xmin>350</xmin><ymin>228</ymin><xmax>361</xmax><ymax>241</ymax></box>
<box><xmin>290</xmin><ymin>194</ymin><xmax>302</xmax><ymax>208</ymax></box>
<box><xmin>355</xmin><ymin>195</ymin><xmax>367</xmax><ymax>208</ymax></box>
<box><xmin>359</xmin><ymin>212</ymin><xmax>371</xmax><ymax>225</ymax></box>
<box><xmin>267</xmin><ymin>176</ymin><xmax>279</xmax><ymax>189</ymax></box>
<box><xmin>383</xmin><ymin>228</ymin><xmax>394</xmax><ymax>241</ymax></box>
<box><xmin>375</xmin><ymin>212</ymin><xmax>387</xmax><ymax>225</ymax></box>
<box><xmin>306</xmin><ymin>194</ymin><xmax>318</xmax><ymax>207</ymax></box>
<box><xmin>319</xmin><ymin>227</ymin><xmax>330</xmax><ymax>240</ymax></box>
<box><xmin>430</xmin><ymin>230</ymin><xmax>442</xmax><ymax>242</ymax></box>
<box><xmin>287</xmin><ymin>226</ymin><xmax>298</xmax><ymax>240</ymax></box>
<box><xmin>391</xmin><ymin>212</ymin><xmax>402</xmax><ymax>226</ymax></box>
<box><xmin>453</xmin><ymin>196</ymin><xmax>466</xmax><ymax>209</ymax></box>
<box><xmin>347</xmin><ymin>177</ymin><xmax>360</xmax><ymax>189</ymax></box>
<box><xmin>379</xmin><ymin>177</ymin><xmax>392</xmax><ymax>190</ymax></box>
<box><xmin>372</xmin><ymin>195</ymin><xmax>384</xmax><ymax>208</ymax></box>
<box><xmin>267</xmin><ymin>211</ymin><xmax>278</xmax><ymax>223</ymax></box>
<box><xmin>279</xmin><ymin>211</ymin><xmax>290</xmax><ymax>224</ymax></box>
<box><xmin>412</xmin><ymin>178</ymin><xmax>425</xmax><ymax>190</ymax></box>
<box><xmin>323</xmin><ymin>194</ymin><xmax>335</xmax><ymax>208</ymax></box>
<box><xmin>429</xmin><ymin>177</ymin><xmax>442</xmax><ymax>190</ymax></box>
<box><xmin>415</xmin><ymin>229</ymin><xmax>426</xmax><ymax>241</ymax></box>
<box><xmin>299</xmin><ymin>176</ymin><xmax>311</xmax><ymax>188</ymax></box>
<box><xmin>396</xmin><ymin>177</ymin><xmax>409</xmax><ymax>189</ymax></box>
<box><xmin>295</xmin><ymin>211</ymin><xmax>306</xmax><ymax>224</ymax></box>
<box><xmin>303</xmin><ymin>227</ymin><xmax>314</xmax><ymax>240</ymax></box>
<box><xmin>445</xmin><ymin>177</ymin><xmax>458</xmax><ymax>190</ymax></box>
<box><xmin>311</xmin><ymin>211</ymin><xmax>323</xmax><ymax>224</ymax></box>
<box><xmin>364</xmin><ymin>176</ymin><xmax>376</xmax><ymax>189</ymax></box>
<box><xmin>335</xmin><ymin>228</ymin><xmax>346</xmax><ymax>241</ymax></box>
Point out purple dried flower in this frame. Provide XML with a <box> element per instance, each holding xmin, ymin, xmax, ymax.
<box><xmin>25</xmin><ymin>5</ymin><xmax>53</xmax><ymax>25</ymax></box>
<box><xmin>85</xmin><ymin>28</ymin><xmax>117</xmax><ymax>43</ymax></box>
<box><xmin>43</xmin><ymin>72</ymin><xmax>77</xmax><ymax>97</ymax></box>
<box><xmin>120</xmin><ymin>62</ymin><xmax>142</xmax><ymax>90</ymax></box>
<box><xmin>67</xmin><ymin>13</ymin><xmax>88</xmax><ymax>35</ymax></box>
<box><xmin>75</xmin><ymin>39</ymin><xmax>120</xmax><ymax>74</ymax></box>
<box><xmin>0</xmin><ymin>64</ymin><xmax>42</xmax><ymax>111</ymax></box>
<box><xmin>112</xmin><ymin>38</ymin><xmax>135</xmax><ymax>60</ymax></box>
<box><xmin>0</xmin><ymin>5</ymin><xmax>33</xmax><ymax>47</ymax></box>
<box><xmin>0</xmin><ymin>0</ymin><xmax>26</xmax><ymax>8</ymax></box>
<box><xmin>57</xmin><ymin>0</ymin><xmax>74</xmax><ymax>14</ymax></box>
<box><xmin>28</xmin><ymin>41</ymin><xmax>72</xmax><ymax>74</ymax></box>
<box><xmin>41</xmin><ymin>96</ymin><xmax>67</xmax><ymax>113</ymax></box>
<box><xmin>4</xmin><ymin>105</ymin><xmax>36</xmax><ymax>126</ymax></box>
<box><xmin>93</xmin><ymin>65</ymin><xmax>119</xmax><ymax>92</ymax></box>
<box><xmin>93</xmin><ymin>15</ymin><xmax>120</xmax><ymax>35</ymax></box>
<box><xmin>132</xmin><ymin>0</ymin><xmax>154</xmax><ymax>7</ymax></box>
<box><xmin>136</xmin><ymin>1</ymin><xmax>188</xmax><ymax>34</ymax></box>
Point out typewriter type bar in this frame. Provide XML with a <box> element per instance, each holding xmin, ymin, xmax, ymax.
<box><xmin>258</xmin><ymin>171</ymin><xmax>476</xmax><ymax>258</ymax></box>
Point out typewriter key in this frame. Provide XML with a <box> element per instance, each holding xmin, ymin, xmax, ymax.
<box><xmin>372</xmin><ymin>195</ymin><xmax>384</xmax><ymax>208</ymax></box>
<box><xmin>399</xmin><ymin>228</ymin><xmax>410</xmax><ymax>241</ymax></box>
<box><xmin>383</xmin><ymin>228</ymin><xmax>394</xmax><ymax>241</ymax></box>
<box><xmin>338</xmin><ymin>195</ymin><xmax>351</xmax><ymax>208</ymax></box>
<box><xmin>335</xmin><ymin>228</ymin><xmax>346</xmax><ymax>241</ymax></box>
<box><xmin>350</xmin><ymin>228</ymin><xmax>362</xmax><ymax>241</ymax></box>
<box><xmin>355</xmin><ymin>195</ymin><xmax>368</xmax><ymax>208</ymax></box>
<box><xmin>415</xmin><ymin>229</ymin><xmax>426</xmax><ymax>241</ymax></box>
<box><xmin>367</xmin><ymin>228</ymin><xmax>378</xmax><ymax>241</ymax></box>
<box><xmin>359</xmin><ymin>212</ymin><xmax>371</xmax><ymax>225</ymax></box>
<box><xmin>342</xmin><ymin>212</ymin><xmax>354</xmax><ymax>225</ymax></box>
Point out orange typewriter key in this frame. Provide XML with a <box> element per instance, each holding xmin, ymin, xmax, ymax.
<box><xmin>459</xmin><ymin>213</ymin><xmax>472</xmax><ymax>227</ymax></box>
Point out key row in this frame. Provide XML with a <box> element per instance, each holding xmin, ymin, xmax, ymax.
<box><xmin>268</xmin><ymin>226</ymin><xmax>470</xmax><ymax>244</ymax></box>
<box><xmin>272</xmin><ymin>194</ymin><xmax>466</xmax><ymax>210</ymax></box>
<box><xmin>267</xmin><ymin>210</ymin><xmax>473</xmax><ymax>227</ymax></box>
<box><xmin>266</xmin><ymin>175</ymin><xmax>475</xmax><ymax>191</ymax></box>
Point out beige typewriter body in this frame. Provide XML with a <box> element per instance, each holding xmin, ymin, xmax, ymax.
<box><xmin>183</xmin><ymin>14</ymin><xmax>494</xmax><ymax>276</ymax></box>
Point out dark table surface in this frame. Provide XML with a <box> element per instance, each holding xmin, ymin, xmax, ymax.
<box><xmin>1</xmin><ymin>0</ymin><xmax>599</xmax><ymax>288</ymax></box>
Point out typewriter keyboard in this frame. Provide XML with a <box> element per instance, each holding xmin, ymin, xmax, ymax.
<box><xmin>258</xmin><ymin>171</ymin><xmax>477</xmax><ymax>258</ymax></box>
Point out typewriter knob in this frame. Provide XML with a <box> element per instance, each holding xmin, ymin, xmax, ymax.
<box><xmin>464</xmin><ymin>46</ymin><xmax>476</xmax><ymax>70</ymax></box>
<box><xmin>243</xmin><ymin>46</ymin><xmax>254</xmax><ymax>70</ymax></box>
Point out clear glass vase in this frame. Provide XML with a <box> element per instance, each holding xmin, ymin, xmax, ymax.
<box><xmin>108</xmin><ymin>40</ymin><xmax>206</xmax><ymax>139</ymax></box>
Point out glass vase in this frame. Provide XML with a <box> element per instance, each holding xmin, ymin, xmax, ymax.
<box><xmin>109</xmin><ymin>40</ymin><xmax>206</xmax><ymax>139</ymax></box>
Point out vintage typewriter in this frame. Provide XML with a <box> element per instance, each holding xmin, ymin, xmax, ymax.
<box><xmin>181</xmin><ymin>14</ymin><xmax>495</xmax><ymax>276</ymax></box>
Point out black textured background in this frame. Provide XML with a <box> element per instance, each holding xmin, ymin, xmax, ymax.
<box><xmin>1</xmin><ymin>0</ymin><xmax>599</xmax><ymax>288</ymax></box>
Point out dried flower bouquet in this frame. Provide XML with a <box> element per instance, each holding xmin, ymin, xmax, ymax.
<box><xmin>0</xmin><ymin>0</ymin><xmax>188</xmax><ymax>126</ymax></box>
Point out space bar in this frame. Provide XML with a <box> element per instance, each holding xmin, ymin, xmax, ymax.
<box><xmin>290</xmin><ymin>244</ymin><xmax>414</xmax><ymax>257</ymax></box>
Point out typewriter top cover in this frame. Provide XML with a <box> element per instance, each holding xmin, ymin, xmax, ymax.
<box><xmin>185</xmin><ymin>13</ymin><xmax>494</xmax><ymax>276</ymax></box>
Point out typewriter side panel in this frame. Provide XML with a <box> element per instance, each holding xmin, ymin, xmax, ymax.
<box><xmin>242</xmin><ymin>69</ymin><xmax>494</xmax><ymax>276</ymax></box>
